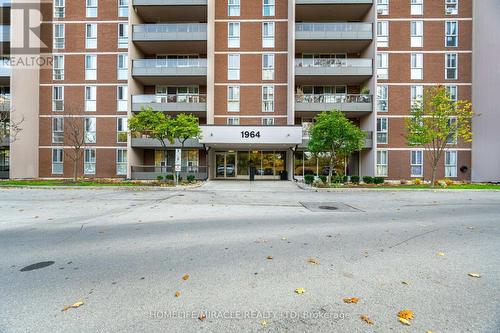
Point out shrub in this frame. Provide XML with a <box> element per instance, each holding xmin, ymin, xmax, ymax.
<box><xmin>373</xmin><ymin>177</ymin><xmax>385</xmax><ymax>185</ymax></box>
<box><xmin>332</xmin><ymin>174</ymin><xmax>345</xmax><ymax>184</ymax></box>
<box><xmin>350</xmin><ymin>175</ymin><xmax>360</xmax><ymax>183</ymax></box>
<box><xmin>437</xmin><ymin>180</ymin><xmax>448</xmax><ymax>188</ymax></box>
<box><xmin>443</xmin><ymin>178</ymin><xmax>454</xmax><ymax>186</ymax></box>
<box><xmin>165</xmin><ymin>174</ymin><xmax>174</xmax><ymax>181</ymax></box>
<box><xmin>156</xmin><ymin>175</ymin><xmax>164</xmax><ymax>181</ymax></box>
<box><xmin>343</xmin><ymin>175</ymin><xmax>348</xmax><ymax>183</ymax></box>
<box><xmin>412</xmin><ymin>178</ymin><xmax>422</xmax><ymax>185</ymax></box>
<box><xmin>362</xmin><ymin>176</ymin><xmax>374</xmax><ymax>184</ymax></box>
<box><xmin>319</xmin><ymin>175</ymin><xmax>327</xmax><ymax>183</ymax></box>
<box><xmin>400</xmin><ymin>179</ymin><xmax>408</xmax><ymax>185</ymax></box>
<box><xmin>313</xmin><ymin>179</ymin><xmax>328</xmax><ymax>188</ymax></box>
<box><xmin>304</xmin><ymin>174</ymin><xmax>315</xmax><ymax>185</ymax></box>
<box><xmin>187</xmin><ymin>175</ymin><xmax>196</xmax><ymax>183</ymax></box>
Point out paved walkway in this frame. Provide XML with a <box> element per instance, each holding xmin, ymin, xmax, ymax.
<box><xmin>199</xmin><ymin>180</ymin><xmax>303</xmax><ymax>192</ymax></box>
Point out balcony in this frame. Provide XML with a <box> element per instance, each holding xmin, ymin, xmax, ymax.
<box><xmin>133</xmin><ymin>0</ymin><xmax>207</xmax><ymax>23</ymax></box>
<box><xmin>132</xmin><ymin>24</ymin><xmax>207</xmax><ymax>54</ymax></box>
<box><xmin>131</xmin><ymin>136</ymin><xmax>203</xmax><ymax>148</ymax></box>
<box><xmin>296</xmin><ymin>0</ymin><xmax>373</xmax><ymax>21</ymax></box>
<box><xmin>295</xmin><ymin>23</ymin><xmax>372</xmax><ymax>53</ymax></box>
<box><xmin>302</xmin><ymin>126</ymin><xmax>373</xmax><ymax>149</ymax></box>
<box><xmin>132</xmin><ymin>94</ymin><xmax>207</xmax><ymax>113</ymax></box>
<box><xmin>295</xmin><ymin>94</ymin><xmax>373</xmax><ymax>116</ymax></box>
<box><xmin>132</xmin><ymin>58</ymin><xmax>207</xmax><ymax>85</ymax></box>
<box><xmin>295</xmin><ymin>58</ymin><xmax>373</xmax><ymax>84</ymax></box>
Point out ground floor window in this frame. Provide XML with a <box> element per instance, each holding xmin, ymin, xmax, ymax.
<box><xmin>116</xmin><ymin>149</ymin><xmax>127</xmax><ymax>175</ymax></box>
<box><xmin>52</xmin><ymin>148</ymin><xmax>63</xmax><ymax>174</ymax></box>
<box><xmin>445</xmin><ymin>150</ymin><xmax>457</xmax><ymax>178</ymax></box>
<box><xmin>84</xmin><ymin>148</ymin><xmax>96</xmax><ymax>175</ymax></box>
<box><xmin>155</xmin><ymin>149</ymin><xmax>199</xmax><ymax>172</ymax></box>
<box><xmin>294</xmin><ymin>151</ymin><xmax>343</xmax><ymax>178</ymax></box>
<box><xmin>216</xmin><ymin>150</ymin><xmax>286</xmax><ymax>179</ymax></box>
<box><xmin>411</xmin><ymin>150</ymin><xmax>423</xmax><ymax>177</ymax></box>
<box><xmin>0</xmin><ymin>148</ymin><xmax>9</xmax><ymax>172</ymax></box>
<box><xmin>376</xmin><ymin>150</ymin><xmax>388</xmax><ymax>177</ymax></box>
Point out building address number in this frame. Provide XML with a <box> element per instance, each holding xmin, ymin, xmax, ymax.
<box><xmin>241</xmin><ymin>131</ymin><xmax>261</xmax><ymax>139</ymax></box>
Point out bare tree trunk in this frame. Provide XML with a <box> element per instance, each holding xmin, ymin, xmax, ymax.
<box><xmin>73</xmin><ymin>158</ymin><xmax>78</xmax><ymax>182</ymax></box>
<box><xmin>328</xmin><ymin>155</ymin><xmax>334</xmax><ymax>184</ymax></box>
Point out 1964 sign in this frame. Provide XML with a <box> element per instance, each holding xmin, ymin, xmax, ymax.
<box><xmin>241</xmin><ymin>130</ymin><xmax>261</xmax><ymax>139</ymax></box>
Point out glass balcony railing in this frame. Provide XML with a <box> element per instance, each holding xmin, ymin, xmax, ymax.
<box><xmin>295</xmin><ymin>94</ymin><xmax>372</xmax><ymax>104</ymax></box>
<box><xmin>133</xmin><ymin>58</ymin><xmax>207</xmax><ymax>68</ymax></box>
<box><xmin>295</xmin><ymin>58</ymin><xmax>372</xmax><ymax>68</ymax></box>
<box><xmin>133</xmin><ymin>23</ymin><xmax>207</xmax><ymax>34</ymax></box>
<box><xmin>132</xmin><ymin>94</ymin><xmax>207</xmax><ymax>104</ymax></box>
<box><xmin>296</xmin><ymin>22</ymin><xmax>372</xmax><ymax>34</ymax></box>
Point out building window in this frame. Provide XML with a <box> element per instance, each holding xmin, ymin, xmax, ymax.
<box><xmin>53</xmin><ymin>55</ymin><xmax>64</xmax><ymax>80</ymax></box>
<box><xmin>377</xmin><ymin>21</ymin><xmax>389</xmax><ymax>48</ymax></box>
<box><xmin>117</xmin><ymin>86</ymin><xmax>128</xmax><ymax>112</ymax></box>
<box><xmin>445</xmin><ymin>21</ymin><xmax>458</xmax><ymax>47</ymax></box>
<box><xmin>84</xmin><ymin>148</ymin><xmax>96</xmax><ymax>175</ymax></box>
<box><xmin>53</xmin><ymin>24</ymin><xmax>65</xmax><ymax>49</ymax></box>
<box><xmin>85</xmin><ymin>86</ymin><xmax>97</xmax><ymax>112</ymax></box>
<box><xmin>377</xmin><ymin>117</ymin><xmax>388</xmax><ymax>144</ymax></box>
<box><xmin>85</xmin><ymin>55</ymin><xmax>97</xmax><ymax>80</ymax></box>
<box><xmin>116</xmin><ymin>149</ymin><xmax>127</xmax><ymax>175</ymax></box>
<box><xmin>411</xmin><ymin>0</ymin><xmax>423</xmax><ymax>15</ymax></box>
<box><xmin>117</xmin><ymin>54</ymin><xmax>128</xmax><ymax>80</ymax></box>
<box><xmin>85</xmin><ymin>24</ymin><xmax>97</xmax><ymax>49</ymax></box>
<box><xmin>377</xmin><ymin>0</ymin><xmax>389</xmax><ymax>15</ymax></box>
<box><xmin>410</xmin><ymin>21</ymin><xmax>423</xmax><ymax>47</ymax></box>
<box><xmin>263</xmin><ymin>22</ymin><xmax>275</xmax><ymax>48</ymax></box>
<box><xmin>445</xmin><ymin>53</ymin><xmax>458</xmax><ymax>79</ymax></box>
<box><xmin>86</xmin><ymin>0</ymin><xmax>98</xmax><ymax>18</ymax></box>
<box><xmin>376</xmin><ymin>150</ymin><xmax>388</xmax><ymax>177</ymax></box>
<box><xmin>262</xmin><ymin>53</ymin><xmax>274</xmax><ymax>80</ymax></box>
<box><xmin>228</xmin><ymin>54</ymin><xmax>240</xmax><ymax>80</ymax></box>
<box><xmin>263</xmin><ymin>0</ymin><xmax>275</xmax><ymax>16</ymax></box>
<box><xmin>262</xmin><ymin>86</ymin><xmax>274</xmax><ymax>112</ymax></box>
<box><xmin>52</xmin><ymin>117</ymin><xmax>64</xmax><ymax>144</ymax></box>
<box><xmin>446</xmin><ymin>117</ymin><xmax>457</xmax><ymax>144</ymax></box>
<box><xmin>52</xmin><ymin>86</ymin><xmax>64</xmax><ymax>111</ymax></box>
<box><xmin>411</xmin><ymin>53</ymin><xmax>423</xmax><ymax>80</ymax></box>
<box><xmin>446</xmin><ymin>85</ymin><xmax>458</xmax><ymax>102</ymax></box>
<box><xmin>411</xmin><ymin>150</ymin><xmax>423</xmax><ymax>177</ymax></box>
<box><xmin>84</xmin><ymin>117</ymin><xmax>96</xmax><ymax>144</ymax></box>
<box><xmin>445</xmin><ymin>0</ymin><xmax>458</xmax><ymax>15</ymax></box>
<box><xmin>52</xmin><ymin>148</ymin><xmax>64</xmax><ymax>175</ymax></box>
<box><xmin>376</xmin><ymin>53</ymin><xmax>388</xmax><ymax>79</ymax></box>
<box><xmin>227</xmin><ymin>117</ymin><xmax>240</xmax><ymax>125</ymax></box>
<box><xmin>227</xmin><ymin>86</ymin><xmax>240</xmax><ymax>112</ymax></box>
<box><xmin>117</xmin><ymin>117</ymin><xmax>128</xmax><ymax>143</ymax></box>
<box><xmin>411</xmin><ymin>85</ymin><xmax>423</xmax><ymax>108</ymax></box>
<box><xmin>118</xmin><ymin>0</ymin><xmax>128</xmax><ymax>17</ymax></box>
<box><xmin>118</xmin><ymin>23</ymin><xmax>128</xmax><ymax>49</ymax></box>
<box><xmin>377</xmin><ymin>85</ymin><xmax>388</xmax><ymax>112</ymax></box>
<box><xmin>228</xmin><ymin>22</ymin><xmax>240</xmax><ymax>48</ymax></box>
<box><xmin>228</xmin><ymin>0</ymin><xmax>240</xmax><ymax>16</ymax></box>
<box><xmin>262</xmin><ymin>118</ymin><xmax>274</xmax><ymax>126</ymax></box>
<box><xmin>54</xmin><ymin>0</ymin><xmax>65</xmax><ymax>18</ymax></box>
<box><xmin>445</xmin><ymin>151</ymin><xmax>457</xmax><ymax>177</ymax></box>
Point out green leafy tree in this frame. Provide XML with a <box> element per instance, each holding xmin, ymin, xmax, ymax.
<box><xmin>406</xmin><ymin>86</ymin><xmax>473</xmax><ymax>187</ymax></box>
<box><xmin>170</xmin><ymin>113</ymin><xmax>202</xmax><ymax>183</ymax></box>
<box><xmin>308</xmin><ymin>111</ymin><xmax>365</xmax><ymax>184</ymax></box>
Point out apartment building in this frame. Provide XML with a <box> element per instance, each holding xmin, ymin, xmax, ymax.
<box><xmin>0</xmin><ymin>0</ymin><xmax>9</xmax><ymax>179</ymax></box>
<box><xmin>2</xmin><ymin>0</ymin><xmax>499</xmax><ymax>182</ymax></box>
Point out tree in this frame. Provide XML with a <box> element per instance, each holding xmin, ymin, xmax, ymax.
<box><xmin>171</xmin><ymin>113</ymin><xmax>202</xmax><ymax>181</ymax></box>
<box><xmin>406</xmin><ymin>86</ymin><xmax>473</xmax><ymax>187</ymax></box>
<box><xmin>308</xmin><ymin>111</ymin><xmax>365</xmax><ymax>184</ymax></box>
<box><xmin>0</xmin><ymin>105</ymin><xmax>24</xmax><ymax>145</ymax></box>
<box><xmin>64</xmin><ymin>104</ymin><xmax>86</xmax><ymax>181</ymax></box>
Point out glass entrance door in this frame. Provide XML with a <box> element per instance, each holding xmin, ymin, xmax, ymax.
<box><xmin>215</xmin><ymin>153</ymin><xmax>236</xmax><ymax>179</ymax></box>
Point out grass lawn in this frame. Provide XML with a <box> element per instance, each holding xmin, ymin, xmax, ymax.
<box><xmin>0</xmin><ymin>179</ymin><xmax>169</xmax><ymax>187</ymax></box>
<box><xmin>336</xmin><ymin>183</ymin><xmax>500</xmax><ymax>190</ymax></box>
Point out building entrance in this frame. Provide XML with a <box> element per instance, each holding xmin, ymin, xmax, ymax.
<box><xmin>214</xmin><ymin>150</ymin><xmax>287</xmax><ymax>180</ymax></box>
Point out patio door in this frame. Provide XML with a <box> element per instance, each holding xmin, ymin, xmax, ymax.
<box><xmin>215</xmin><ymin>153</ymin><xmax>236</xmax><ymax>179</ymax></box>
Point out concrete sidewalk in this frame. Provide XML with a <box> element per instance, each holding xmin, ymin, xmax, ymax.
<box><xmin>199</xmin><ymin>180</ymin><xmax>303</xmax><ymax>192</ymax></box>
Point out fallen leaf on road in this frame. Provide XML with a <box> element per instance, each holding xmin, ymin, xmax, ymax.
<box><xmin>437</xmin><ymin>252</ymin><xmax>445</xmax><ymax>256</ymax></box>
<box><xmin>281</xmin><ymin>237</ymin><xmax>287</xmax><ymax>240</ymax></box>
<box><xmin>182</xmin><ymin>274</ymin><xmax>190</xmax><ymax>281</ymax></box>
<box><xmin>467</xmin><ymin>226</ymin><xmax>474</xmax><ymax>230</ymax></box>
<box><xmin>260</xmin><ymin>320</ymin><xmax>267</xmax><ymax>327</ymax></box>
<box><xmin>468</xmin><ymin>273</ymin><xmax>481</xmax><ymax>278</ymax></box>
<box><xmin>343</xmin><ymin>297</ymin><xmax>359</xmax><ymax>304</ymax></box>
<box><xmin>398</xmin><ymin>317</ymin><xmax>411</xmax><ymax>326</ymax></box>
<box><xmin>267</xmin><ymin>256</ymin><xmax>273</xmax><ymax>260</ymax></box>
<box><xmin>398</xmin><ymin>310</ymin><xmax>414</xmax><ymax>320</ymax></box>
<box><xmin>360</xmin><ymin>315</ymin><xmax>373</xmax><ymax>325</ymax></box>
<box><xmin>363</xmin><ymin>251</ymin><xmax>369</xmax><ymax>257</ymax></box>
<box><xmin>62</xmin><ymin>300</ymin><xmax>84</xmax><ymax>312</ymax></box>
<box><xmin>198</xmin><ymin>313</ymin><xmax>206</xmax><ymax>321</ymax></box>
<box><xmin>307</xmin><ymin>258</ymin><xmax>319</xmax><ymax>265</ymax></box>
<box><xmin>295</xmin><ymin>288</ymin><xmax>305</xmax><ymax>294</ymax></box>
<box><xmin>401</xmin><ymin>281</ymin><xmax>410</xmax><ymax>285</ymax></box>
<box><xmin>175</xmin><ymin>291</ymin><xmax>181</xmax><ymax>297</ymax></box>
<box><xmin>426</xmin><ymin>331</ymin><xmax>433</xmax><ymax>333</ymax></box>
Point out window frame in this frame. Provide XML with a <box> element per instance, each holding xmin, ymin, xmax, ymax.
<box><xmin>116</xmin><ymin>148</ymin><xmax>127</xmax><ymax>175</ymax></box>
<box><xmin>228</xmin><ymin>0</ymin><xmax>240</xmax><ymax>17</ymax></box>
<box><xmin>52</xmin><ymin>117</ymin><xmax>64</xmax><ymax>144</ymax></box>
<box><xmin>118</xmin><ymin>0</ymin><xmax>128</xmax><ymax>17</ymax></box>
<box><xmin>86</xmin><ymin>0</ymin><xmax>98</xmax><ymax>18</ymax></box>
<box><xmin>85</xmin><ymin>54</ymin><xmax>97</xmax><ymax>80</ymax></box>
<box><xmin>262</xmin><ymin>53</ymin><xmax>275</xmax><ymax>80</ymax></box>
<box><xmin>227</xmin><ymin>117</ymin><xmax>240</xmax><ymax>125</ymax></box>
<box><xmin>262</xmin><ymin>85</ymin><xmax>275</xmax><ymax>112</ymax></box>
<box><xmin>52</xmin><ymin>86</ymin><xmax>64</xmax><ymax>111</ymax></box>
<box><xmin>117</xmin><ymin>117</ymin><xmax>128</xmax><ymax>143</ymax></box>
<box><xmin>228</xmin><ymin>22</ymin><xmax>240</xmax><ymax>48</ymax></box>
<box><xmin>445</xmin><ymin>150</ymin><xmax>458</xmax><ymax>177</ymax></box>
<box><xmin>377</xmin><ymin>117</ymin><xmax>388</xmax><ymax>144</ymax></box>
<box><xmin>445</xmin><ymin>0</ymin><xmax>458</xmax><ymax>15</ymax></box>
<box><xmin>410</xmin><ymin>20</ymin><xmax>423</xmax><ymax>48</ymax></box>
<box><xmin>445</xmin><ymin>21</ymin><xmax>458</xmax><ymax>47</ymax></box>
<box><xmin>227</xmin><ymin>85</ymin><xmax>240</xmax><ymax>112</ymax></box>
<box><xmin>262</xmin><ymin>117</ymin><xmax>275</xmax><ymax>126</ymax></box>
<box><xmin>52</xmin><ymin>148</ymin><xmax>64</xmax><ymax>175</ymax></box>
<box><xmin>84</xmin><ymin>117</ymin><xmax>97</xmax><ymax>144</ymax></box>
<box><xmin>227</xmin><ymin>54</ymin><xmax>240</xmax><ymax>80</ymax></box>
<box><xmin>377</xmin><ymin>0</ymin><xmax>389</xmax><ymax>15</ymax></box>
<box><xmin>53</xmin><ymin>55</ymin><xmax>65</xmax><ymax>80</ymax></box>
<box><xmin>410</xmin><ymin>85</ymin><xmax>423</xmax><ymax>108</ymax></box>
<box><xmin>118</xmin><ymin>23</ymin><xmax>128</xmax><ymax>49</ymax></box>
<box><xmin>84</xmin><ymin>148</ymin><xmax>97</xmax><ymax>175</ymax></box>
<box><xmin>410</xmin><ymin>150</ymin><xmax>424</xmax><ymax>177</ymax></box>
<box><xmin>377</xmin><ymin>53</ymin><xmax>389</xmax><ymax>80</ymax></box>
<box><xmin>377</xmin><ymin>21</ymin><xmax>389</xmax><ymax>48</ymax></box>
<box><xmin>53</xmin><ymin>24</ymin><xmax>65</xmax><ymax>49</ymax></box>
<box><xmin>54</xmin><ymin>0</ymin><xmax>65</xmax><ymax>18</ymax></box>
<box><xmin>445</xmin><ymin>53</ymin><xmax>458</xmax><ymax>80</ymax></box>
<box><xmin>117</xmin><ymin>86</ymin><xmax>128</xmax><ymax>112</ymax></box>
<box><xmin>376</xmin><ymin>150</ymin><xmax>388</xmax><ymax>177</ymax></box>
<box><xmin>410</xmin><ymin>0</ymin><xmax>423</xmax><ymax>15</ymax></box>
<box><xmin>263</xmin><ymin>0</ymin><xmax>275</xmax><ymax>17</ymax></box>
<box><xmin>85</xmin><ymin>23</ymin><xmax>97</xmax><ymax>49</ymax></box>
<box><xmin>262</xmin><ymin>22</ymin><xmax>275</xmax><ymax>48</ymax></box>
<box><xmin>84</xmin><ymin>86</ymin><xmax>97</xmax><ymax>112</ymax></box>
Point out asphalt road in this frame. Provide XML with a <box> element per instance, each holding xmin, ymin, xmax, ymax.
<box><xmin>0</xmin><ymin>182</ymin><xmax>499</xmax><ymax>333</ymax></box>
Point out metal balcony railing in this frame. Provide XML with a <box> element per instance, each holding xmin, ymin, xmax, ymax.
<box><xmin>296</xmin><ymin>22</ymin><xmax>372</xmax><ymax>33</ymax></box>
<box><xmin>295</xmin><ymin>94</ymin><xmax>372</xmax><ymax>104</ymax></box>
<box><xmin>133</xmin><ymin>23</ymin><xmax>207</xmax><ymax>34</ymax></box>
<box><xmin>295</xmin><ymin>58</ymin><xmax>372</xmax><ymax>68</ymax></box>
<box><xmin>133</xmin><ymin>58</ymin><xmax>207</xmax><ymax>68</ymax></box>
<box><xmin>132</xmin><ymin>94</ymin><xmax>207</xmax><ymax>104</ymax></box>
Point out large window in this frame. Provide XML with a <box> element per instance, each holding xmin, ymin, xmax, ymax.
<box><xmin>445</xmin><ymin>151</ymin><xmax>457</xmax><ymax>177</ymax></box>
<box><xmin>445</xmin><ymin>53</ymin><xmax>458</xmax><ymax>79</ymax></box>
<box><xmin>54</xmin><ymin>0</ymin><xmax>65</xmax><ymax>18</ymax></box>
<box><xmin>85</xmin><ymin>24</ymin><xmax>97</xmax><ymax>49</ymax></box>
<box><xmin>262</xmin><ymin>118</ymin><xmax>274</xmax><ymax>126</ymax></box>
<box><xmin>376</xmin><ymin>150</ymin><xmax>388</xmax><ymax>177</ymax></box>
<box><xmin>52</xmin><ymin>148</ymin><xmax>64</xmax><ymax>175</ymax></box>
<box><xmin>377</xmin><ymin>53</ymin><xmax>389</xmax><ymax>80</ymax></box>
<box><xmin>228</xmin><ymin>0</ymin><xmax>240</xmax><ymax>16</ymax></box>
<box><xmin>117</xmin><ymin>118</ymin><xmax>128</xmax><ymax>143</ymax></box>
<box><xmin>116</xmin><ymin>149</ymin><xmax>127</xmax><ymax>175</ymax></box>
<box><xmin>118</xmin><ymin>23</ymin><xmax>128</xmax><ymax>49</ymax></box>
<box><xmin>227</xmin><ymin>86</ymin><xmax>240</xmax><ymax>112</ymax></box>
<box><xmin>377</xmin><ymin>0</ymin><xmax>389</xmax><ymax>15</ymax></box>
<box><xmin>411</xmin><ymin>85</ymin><xmax>423</xmax><ymax>107</ymax></box>
<box><xmin>411</xmin><ymin>0</ymin><xmax>423</xmax><ymax>15</ymax></box>
<box><xmin>85</xmin><ymin>55</ymin><xmax>97</xmax><ymax>80</ymax></box>
<box><xmin>377</xmin><ymin>85</ymin><xmax>388</xmax><ymax>112</ymax></box>
<box><xmin>263</xmin><ymin>0</ymin><xmax>275</xmax><ymax>16</ymax></box>
<box><xmin>377</xmin><ymin>118</ymin><xmax>388</xmax><ymax>144</ymax></box>
<box><xmin>228</xmin><ymin>54</ymin><xmax>240</xmax><ymax>80</ymax></box>
<box><xmin>446</xmin><ymin>85</ymin><xmax>458</xmax><ymax>102</ymax></box>
<box><xmin>117</xmin><ymin>54</ymin><xmax>128</xmax><ymax>80</ymax></box>
<box><xmin>262</xmin><ymin>53</ymin><xmax>274</xmax><ymax>80</ymax></box>
<box><xmin>227</xmin><ymin>117</ymin><xmax>240</xmax><ymax>125</ymax></box>
<box><xmin>263</xmin><ymin>22</ymin><xmax>275</xmax><ymax>48</ymax></box>
<box><xmin>52</xmin><ymin>117</ymin><xmax>64</xmax><ymax>144</ymax></box>
<box><xmin>84</xmin><ymin>117</ymin><xmax>96</xmax><ymax>144</ymax></box>
<box><xmin>117</xmin><ymin>86</ymin><xmax>128</xmax><ymax>112</ymax></box>
<box><xmin>85</xmin><ymin>86</ymin><xmax>97</xmax><ymax>112</ymax></box>
<box><xmin>445</xmin><ymin>21</ymin><xmax>458</xmax><ymax>47</ymax></box>
<box><xmin>411</xmin><ymin>150</ymin><xmax>423</xmax><ymax>177</ymax></box>
<box><xmin>84</xmin><ymin>148</ymin><xmax>96</xmax><ymax>175</ymax></box>
<box><xmin>52</xmin><ymin>86</ymin><xmax>64</xmax><ymax>111</ymax></box>
<box><xmin>446</xmin><ymin>117</ymin><xmax>457</xmax><ymax>144</ymax></box>
<box><xmin>53</xmin><ymin>24</ymin><xmax>65</xmax><ymax>49</ymax></box>
<box><xmin>445</xmin><ymin>0</ymin><xmax>458</xmax><ymax>15</ymax></box>
<box><xmin>262</xmin><ymin>86</ymin><xmax>274</xmax><ymax>112</ymax></box>
<box><xmin>53</xmin><ymin>55</ymin><xmax>64</xmax><ymax>80</ymax></box>
<box><xmin>86</xmin><ymin>0</ymin><xmax>98</xmax><ymax>18</ymax></box>
<box><xmin>410</xmin><ymin>21</ymin><xmax>423</xmax><ymax>47</ymax></box>
<box><xmin>411</xmin><ymin>53</ymin><xmax>423</xmax><ymax>80</ymax></box>
<box><xmin>118</xmin><ymin>0</ymin><xmax>128</xmax><ymax>17</ymax></box>
<box><xmin>377</xmin><ymin>21</ymin><xmax>389</xmax><ymax>48</ymax></box>
<box><xmin>228</xmin><ymin>22</ymin><xmax>240</xmax><ymax>48</ymax></box>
